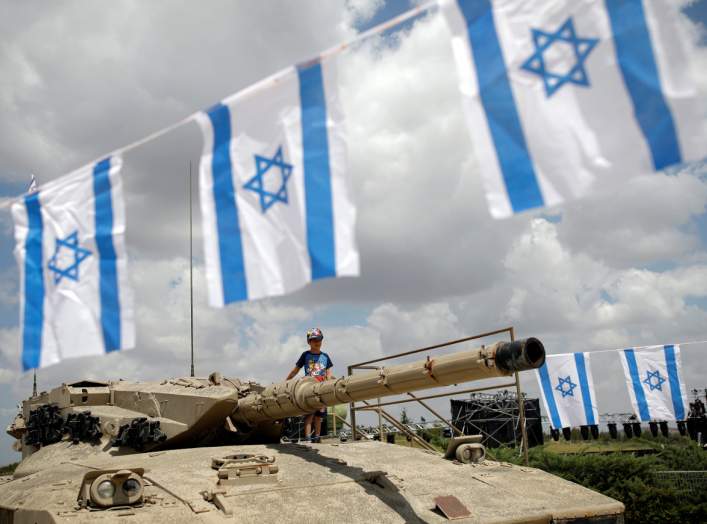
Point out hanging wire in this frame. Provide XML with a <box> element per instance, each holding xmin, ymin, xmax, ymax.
<box><xmin>554</xmin><ymin>339</ymin><xmax>707</xmax><ymax>356</ymax></box>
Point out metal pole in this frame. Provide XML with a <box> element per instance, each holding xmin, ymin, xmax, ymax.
<box><xmin>335</xmin><ymin>414</ymin><xmax>373</xmax><ymax>439</ymax></box>
<box><xmin>348</xmin><ymin>365</ymin><xmax>358</xmax><ymax>440</ymax></box>
<box><xmin>361</xmin><ymin>400</ymin><xmax>436</xmax><ymax>452</ymax></box>
<box><xmin>350</xmin><ymin>326</ymin><xmax>516</xmax><ymax>368</ymax></box>
<box><xmin>189</xmin><ymin>161</ymin><xmax>195</xmax><ymax>378</ymax></box>
<box><xmin>406</xmin><ymin>392</ymin><xmax>464</xmax><ymax>436</ymax></box>
<box><xmin>378</xmin><ymin>397</ymin><xmax>383</xmax><ymax>442</ymax></box>
<box><xmin>30</xmin><ymin>175</ymin><xmax>39</xmax><ymax>399</ymax></box>
<box><xmin>511</xmin><ymin>327</ymin><xmax>529</xmax><ymax>466</ymax></box>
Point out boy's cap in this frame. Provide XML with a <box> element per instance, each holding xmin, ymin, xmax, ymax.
<box><xmin>306</xmin><ymin>328</ymin><xmax>323</xmax><ymax>341</ymax></box>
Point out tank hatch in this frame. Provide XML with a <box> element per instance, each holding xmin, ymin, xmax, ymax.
<box><xmin>67</xmin><ymin>380</ymin><xmax>110</xmax><ymax>388</ymax></box>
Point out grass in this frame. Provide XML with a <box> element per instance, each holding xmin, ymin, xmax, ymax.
<box><xmin>391</xmin><ymin>429</ymin><xmax>448</xmax><ymax>452</ymax></box>
<box><xmin>542</xmin><ymin>438</ymin><xmax>657</xmax><ymax>454</ymax></box>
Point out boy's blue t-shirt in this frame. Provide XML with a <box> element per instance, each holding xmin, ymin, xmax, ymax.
<box><xmin>296</xmin><ymin>351</ymin><xmax>333</xmax><ymax>379</ymax></box>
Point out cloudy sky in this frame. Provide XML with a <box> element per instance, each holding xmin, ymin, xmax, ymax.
<box><xmin>0</xmin><ymin>0</ymin><xmax>706</xmax><ymax>465</ymax></box>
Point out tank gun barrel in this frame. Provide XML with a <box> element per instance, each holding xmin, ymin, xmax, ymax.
<box><xmin>232</xmin><ymin>337</ymin><xmax>544</xmax><ymax>426</ymax></box>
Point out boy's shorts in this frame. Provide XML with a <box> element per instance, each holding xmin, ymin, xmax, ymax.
<box><xmin>312</xmin><ymin>407</ymin><xmax>327</xmax><ymax>418</ymax></box>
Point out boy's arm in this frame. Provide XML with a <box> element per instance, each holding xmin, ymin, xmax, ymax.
<box><xmin>287</xmin><ymin>352</ymin><xmax>306</xmax><ymax>380</ymax></box>
<box><xmin>325</xmin><ymin>356</ymin><xmax>334</xmax><ymax>380</ymax></box>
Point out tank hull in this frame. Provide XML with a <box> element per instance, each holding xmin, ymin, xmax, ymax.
<box><xmin>0</xmin><ymin>440</ymin><xmax>624</xmax><ymax>523</ymax></box>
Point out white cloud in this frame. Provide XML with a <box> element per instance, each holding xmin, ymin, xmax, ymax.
<box><xmin>498</xmin><ymin>218</ymin><xmax>707</xmax><ymax>340</ymax></box>
<box><xmin>0</xmin><ymin>1</ymin><xmax>355</xmax><ymax>184</ymax></box>
<box><xmin>346</xmin><ymin>0</ymin><xmax>385</xmax><ymax>24</ymax></box>
<box><xmin>0</xmin><ymin>328</ymin><xmax>19</xmax><ymax>366</ymax></box>
<box><xmin>558</xmin><ymin>169</ymin><xmax>707</xmax><ymax>267</ymax></box>
<box><xmin>0</xmin><ymin>369</ymin><xmax>14</xmax><ymax>385</ymax></box>
<box><xmin>502</xmin><ymin>218</ymin><xmax>611</xmax><ymax>331</ymax></box>
<box><xmin>368</xmin><ymin>302</ymin><xmax>461</xmax><ymax>351</ymax></box>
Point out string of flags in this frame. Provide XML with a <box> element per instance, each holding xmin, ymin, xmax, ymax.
<box><xmin>8</xmin><ymin>0</ymin><xmax>707</xmax><ymax>370</ymax></box>
<box><xmin>536</xmin><ymin>345</ymin><xmax>689</xmax><ymax>428</ymax></box>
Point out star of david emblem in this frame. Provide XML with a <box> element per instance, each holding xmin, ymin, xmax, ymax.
<box><xmin>555</xmin><ymin>375</ymin><xmax>577</xmax><ymax>398</ymax></box>
<box><xmin>520</xmin><ymin>17</ymin><xmax>599</xmax><ymax>98</ymax></box>
<box><xmin>643</xmin><ymin>370</ymin><xmax>666</xmax><ymax>392</ymax></box>
<box><xmin>47</xmin><ymin>230</ymin><xmax>92</xmax><ymax>285</ymax></box>
<box><xmin>243</xmin><ymin>145</ymin><xmax>293</xmax><ymax>213</ymax></box>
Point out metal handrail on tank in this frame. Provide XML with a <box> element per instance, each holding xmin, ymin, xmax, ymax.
<box><xmin>346</xmin><ymin>327</ymin><xmax>532</xmax><ymax>464</ymax></box>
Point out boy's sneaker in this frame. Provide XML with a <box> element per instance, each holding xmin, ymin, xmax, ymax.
<box><xmin>311</xmin><ymin>436</ymin><xmax>321</xmax><ymax>443</ymax></box>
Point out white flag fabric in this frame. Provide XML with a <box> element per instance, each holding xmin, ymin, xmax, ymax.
<box><xmin>440</xmin><ymin>0</ymin><xmax>706</xmax><ymax>218</ymax></box>
<box><xmin>12</xmin><ymin>157</ymin><xmax>134</xmax><ymax>370</ymax></box>
<box><xmin>536</xmin><ymin>352</ymin><xmax>599</xmax><ymax>429</ymax></box>
<box><xmin>197</xmin><ymin>58</ymin><xmax>359</xmax><ymax>307</ymax></box>
<box><xmin>620</xmin><ymin>345</ymin><xmax>687</xmax><ymax>422</ymax></box>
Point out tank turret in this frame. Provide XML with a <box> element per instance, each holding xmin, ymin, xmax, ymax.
<box><xmin>7</xmin><ymin>338</ymin><xmax>544</xmax><ymax>457</ymax></box>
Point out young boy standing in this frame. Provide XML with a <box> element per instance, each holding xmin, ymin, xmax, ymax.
<box><xmin>285</xmin><ymin>328</ymin><xmax>333</xmax><ymax>442</ymax></box>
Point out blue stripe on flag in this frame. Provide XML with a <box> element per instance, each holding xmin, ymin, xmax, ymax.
<box><xmin>93</xmin><ymin>158</ymin><xmax>121</xmax><ymax>352</ymax></box>
<box><xmin>624</xmin><ymin>348</ymin><xmax>651</xmax><ymax>421</ymax></box>
<box><xmin>664</xmin><ymin>345</ymin><xmax>685</xmax><ymax>420</ymax></box>
<box><xmin>206</xmin><ymin>103</ymin><xmax>248</xmax><ymax>303</ymax></box>
<box><xmin>456</xmin><ymin>0</ymin><xmax>544</xmax><ymax>213</ymax></box>
<box><xmin>574</xmin><ymin>353</ymin><xmax>596</xmax><ymax>426</ymax></box>
<box><xmin>605</xmin><ymin>0</ymin><xmax>681</xmax><ymax>170</ymax></box>
<box><xmin>22</xmin><ymin>193</ymin><xmax>44</xmax><ymax>371</ymax></box>
<box><xmin>298</xmin><ymin>61</ymin><xmax>336</xmax><ymax>279</ymax></box>
<box><xmin>538</xmin><ymin>363</ymin><xmax>563</xmax><ymax>429</ymax></box>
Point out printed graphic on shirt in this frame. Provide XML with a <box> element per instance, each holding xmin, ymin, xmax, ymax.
<box><xmin>296</xmin><ymin>351</ymin><xmax>333</xmax><ymax>381</ymax></box>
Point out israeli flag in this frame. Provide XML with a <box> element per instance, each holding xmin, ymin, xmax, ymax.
<box><xmin>197</xmin><ymin>57</ymin><xmax>359</xmax><ymax>307</ymax></box>
<box><xmin>620</xmin><ymin>345</ymin><xmax>687</xmax><ymax>422</ymax></box>
<box><xmin>12</xmin><ymin>157</ymin><xmax>135</xmax><ymax>370</ymax></box>
<box><xmin>440</xmin><ymin>0</ymin><xmax>706</xmax><ymax>218</ymax></box>
<box><xmin>536</xmin><ymin>352</ymin><xmax>599</xmax><ymax>429</ymax></box>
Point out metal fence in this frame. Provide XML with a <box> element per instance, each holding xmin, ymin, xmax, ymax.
<box><xmin>652</xmin><ymin>470</ymin><xmax>707</xmax><ymax>496</ymax></box>
<box><xmin>346</xmin><ymin>326</ymin><xmax>531</xmax><ymax>464</ymax></box>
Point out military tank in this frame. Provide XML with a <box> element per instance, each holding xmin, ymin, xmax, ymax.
<box><xmin>0</xmin><ymin>337</ymin><xmax>624</xmax><ymax>523</ymax></box>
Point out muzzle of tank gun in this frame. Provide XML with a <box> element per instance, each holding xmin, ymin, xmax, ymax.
<box><xmin>230</xmin><ymin>337</ymin><xmax>545</xmax><ymax>427</ymax></box>
<box><xmin>493</xmin><ymin>337</ymin><xmax>545</xmax><ymax>373</ymax></box>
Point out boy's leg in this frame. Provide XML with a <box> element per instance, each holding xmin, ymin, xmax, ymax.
<box><xmin>313</xmin><ymin>414</ymin><xmax>323</xmax><ymax>437</ymax></box>
<box><xmin>312</xmin><ymin>408</ymin><xmax>326</xmax><ymax>441</ymax></box>
<box><xmin>303</xmin><ymin>414</ymin><xmax>314</xmax><ymax>440</ymax></box>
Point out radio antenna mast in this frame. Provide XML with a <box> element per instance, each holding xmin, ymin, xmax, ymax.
<box><xmin>189</xmin><ymin>161</ymin><xmax>195</xmax><ymax>377</ymax></box>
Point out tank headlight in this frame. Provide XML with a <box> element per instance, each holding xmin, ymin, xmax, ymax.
<box><xmin>96</xmin><ymin>480</ymin><xmax>116</xmax><ymax>498</ymax></box>
<box><xmin>86</xmin><ymin>470</ymin><xmax>144</xmax><ymax>508</ymax></box>
<box><xmin>122</xmin><ymin>478</ymin><xmax>141</xmax><ymax>497</ymax></box>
